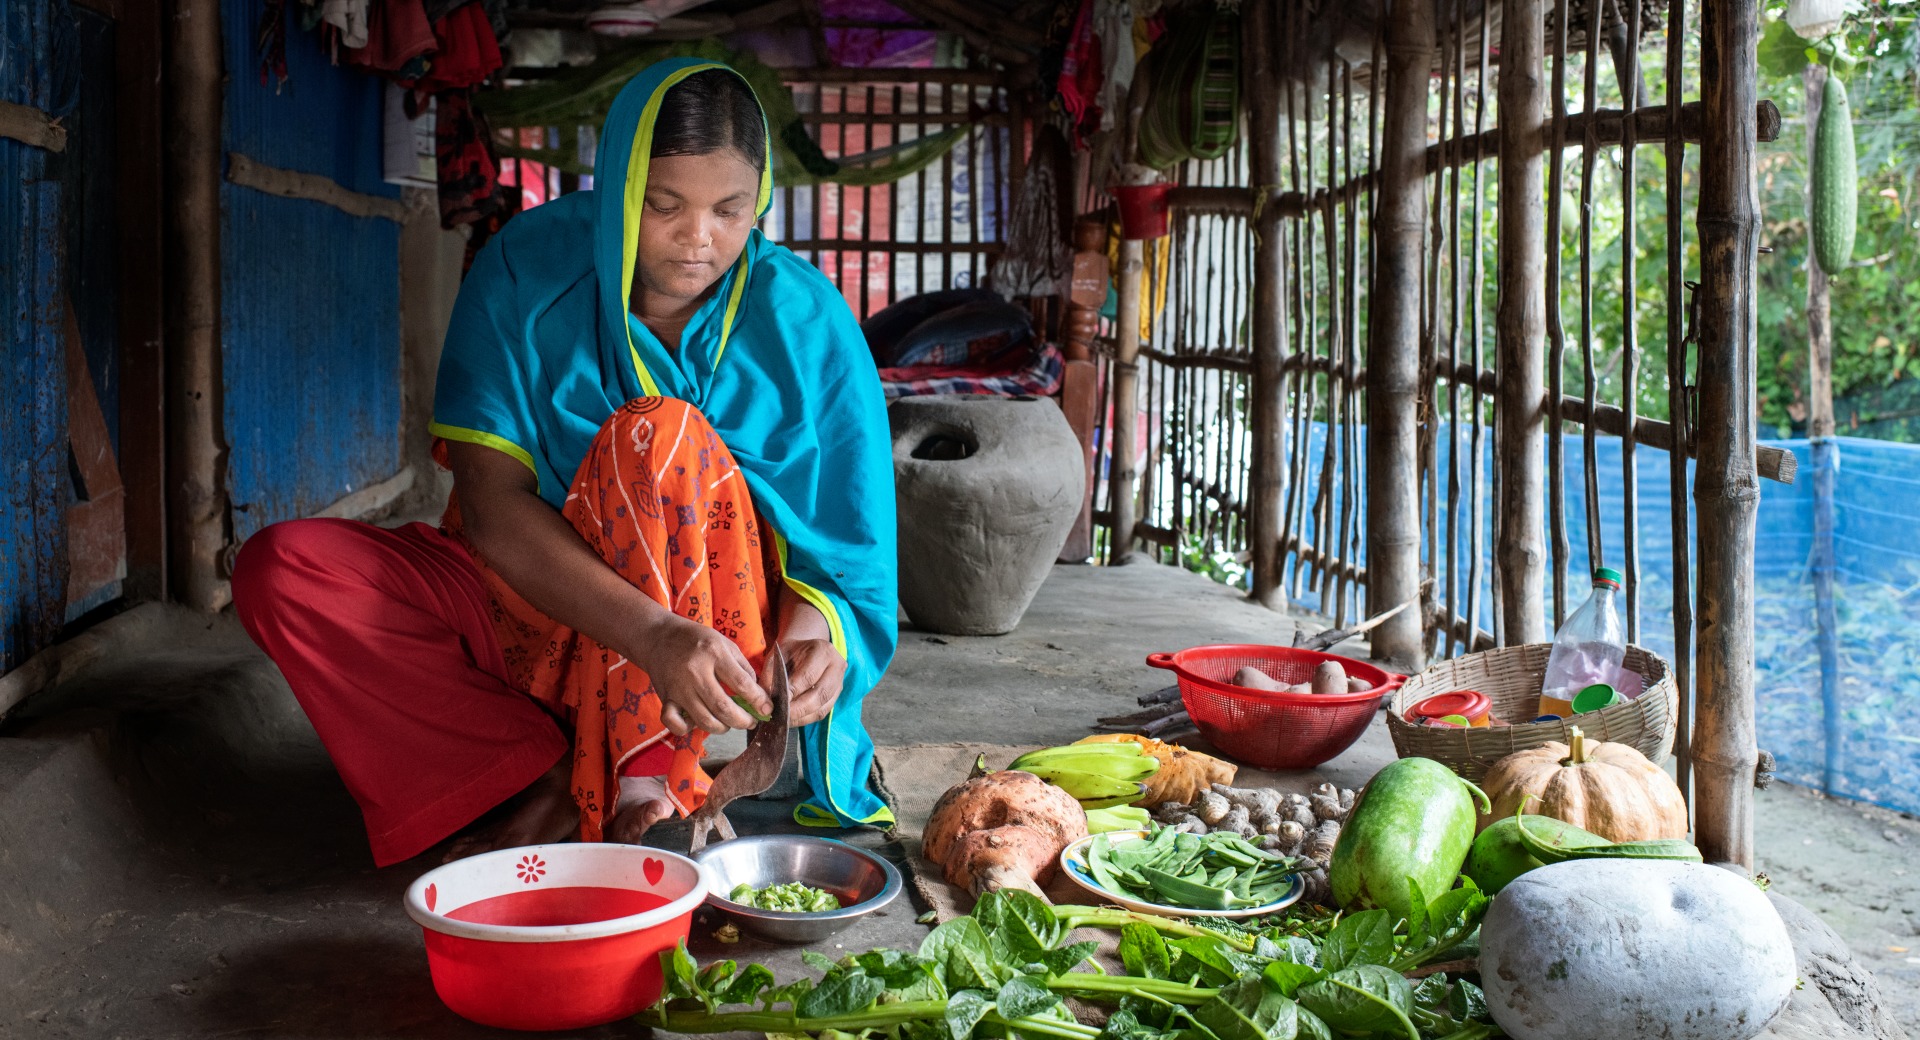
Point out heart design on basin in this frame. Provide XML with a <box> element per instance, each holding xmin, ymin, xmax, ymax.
<box><xmin>425</xmin><ymin>883</ymin><xmax>437</xmax><ymax>911</ymax></box>
<box><xmin>643</xmin><ymin>857</ymin><xmax>665</xmax><ymax>886</ymax></box>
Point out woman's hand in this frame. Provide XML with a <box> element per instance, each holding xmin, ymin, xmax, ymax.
<box><xmin>631</xmin><ymin>614</ymin><xmax>771</xmax><ymax>737</ymax></box>
<box><xmin>766</xmin><ymin>637</ymin><xmax>846</xmax><ymax>728</ymax></box>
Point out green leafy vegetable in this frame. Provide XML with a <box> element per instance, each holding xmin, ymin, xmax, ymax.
<box><xmin>729</xmin><ymin>881</ymin><xmax>842</xmax><ymax>913</ymax></box>
<box><xmin>1295</xmin><ymin>965</ymin><xmax>1418</xmax><ymax>1040</ymax></box>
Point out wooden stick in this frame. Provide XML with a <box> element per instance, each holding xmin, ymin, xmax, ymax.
<box><xmin>1804</xmin><ymin>64</ymin><xmax>1843</xmax><ymax>798</ymax></box>
<box><xmin>1363</xmin><ymin>0</ymin><xmax>1433</xmax><ymax>667</ymax></box>
<box><xmin>227</xmin><ymin>153</ymin><xmax>407</xmax><ymax>222</ymax></box>
<box><xmin>0</xmin><ymin>98</ymin><xmax>67</xmax><ymax>152</ymax></box>
<box><xmin>165</xmin><ymin>0</ymin><xmax>231</xmax><ymax>612</ymax></box>
<box><xmin>1109</xmin><ymin>239</ymin><xmax>1146</xmax><ymax>562</ymax></box>
<box><xmin>1245</xmin><ymin>0</ymin><xmax>1286</xmax><ymax>608</ymax></box>
<box><xmin>1163</xmin><ymin>101</ymin><xmax>1783</xmax><ymax>221</ymax></box>
<box><xmin>1691</xmin><ymin>0</ymin><xmax>1763</xmax><ymax>871</ymax></box>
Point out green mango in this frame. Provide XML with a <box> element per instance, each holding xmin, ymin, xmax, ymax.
<box><xmin>1328</xmin><ymin>757</ymin><xmax>1489</xmax><ymax>919</ymax></box>
<box><xmin>1464</xmin><ymin>814</ymin><xmax>1608</xmax><ymax>894</ymax></box>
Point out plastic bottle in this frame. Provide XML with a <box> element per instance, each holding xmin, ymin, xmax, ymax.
<box><xmin>1538</xmin><ymin>567</ymin><xmax>1627</xmax><ymax>718</ymax></box>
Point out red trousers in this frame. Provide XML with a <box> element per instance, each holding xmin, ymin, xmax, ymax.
<box><xmin>233</xmin><ymin>518</ymin><xmax>566</xmax><ymax>866</ymax></box>
<box><xmin>233</xmin><ymin>399</ymin><xmax>777</xmax><ymax>866</ymax></box>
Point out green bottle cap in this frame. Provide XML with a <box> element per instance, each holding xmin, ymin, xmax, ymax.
<box><xmin>1593</xmin><ymin>566</ymin><xmax>1624</xmax><ymax>588</ymax></box>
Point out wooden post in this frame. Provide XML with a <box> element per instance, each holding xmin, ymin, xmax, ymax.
<box><xmin>1363</xmin><ymin>0</ymin><xmax>1435</xmax><ymax>664</ymax></box>
<box><xmin>1496</xmin><ymin>0</ymin><xmax>1548</xmax><ymax>647</ymax></box>
<box><xmin>1803</xmin><ymin>63</ymin><xmax>1842</xmax><ymax>796</ymax></box>
<box><xmin>1693</xmin><ymin>0</ymin><xmax>1764</xmax><ymax>869</ymax></box>
<box><xmin>1245</xmin><ymin>0</ymin><xmax>1286</xmax><ymax>608</ymax></box>
<box><xmin>1109</xmin><ymin>239</ymin><xmax>1145</xmax><ymax>562</ymax></box>
<box><xmin>165</xmin><ymin>0</ymin><xmax>231</xmax><ymax>612</ymax></box>
<box><xmin>1059</xmin><ymin>219</ymin><xmax>1109</xmax><ymax>563</ymax></box>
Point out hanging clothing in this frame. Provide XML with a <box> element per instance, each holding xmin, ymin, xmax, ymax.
<box><xmin>431</xmin><ymin>57</ymin><xmax>898</xmax><ymax>830</ymax></box>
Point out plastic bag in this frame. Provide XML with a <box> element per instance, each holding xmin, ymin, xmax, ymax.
<box><xmin>1786</xmin><ymin>0</ymin><xmax>1846</xmax><ymax>40</ymax></box>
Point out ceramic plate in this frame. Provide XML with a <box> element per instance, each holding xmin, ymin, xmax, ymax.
<box><xmin>1057</xmin><ymin>830</ymin><xmax>1304</xmax><ymax>919</ymax></box>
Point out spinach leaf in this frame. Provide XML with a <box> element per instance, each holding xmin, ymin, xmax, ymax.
<box><xmin>1100</xmin><ymin>1007</ymin><xmax>1182</xmax><ymax>1040</ymax></box>
<box><xmin>1446</xmin><ymin>978</ymin><xmax>1489</xmax><ymax>1022</ymax></box>
<box><xmin>977</xmin><ymin>889</ymin><xmax>1064</xmax><ymax>957</ymax></box>
<box><xmin>1259</xmin><ymin>961</ymin><xmax>1322</xmax><ymax>999</ymax></box>
<box><xmin>1409</xmin><ymin>974</ymin><xmax>1450</xmax><ymax>1012</ymax></box>
<box><xmin>1262</xmin><ymin>935</ymin><xmax>1319</xmax><ymax>967</ymax></box>
<box><xmin>1390</xmin><ymin>879</ymin><xmax>1489</xmax><ymax>972</ymax></box>
<box><xmin>763</xmin><ymin>977</ymin><xmax>816</xmax><ymax>1011</ymax></box>
<box><xmin>1190</xmin><ymin>977</ymin><xmax>1299</xmax><ymax>1040</ymax></box>
<box><xmin>802</xmin><ymin>950</ymin><xmax>841</xmax><ymax>974</ymax></box>
<box><xmin>663</xmin><ymin>942</ymin><xmax>706</xmax><ymax>1004</ymax></box>
<box><xmin>796</xmin><ymin>969</ymin><xmax>886</xmax><ymax>1019</ymax></box>
<box><xmin>696</xmin><ymin>958</ymin><xmax>736</xmax><ymax>995</ymax></box>
<box><xmin>1319</xmin><ymin>909</ymin><xmax>1394</xmax><ymax>972</ymax></box>
<box><xmin>921</xmin><ymin>916</ymin><xmax>1008</xmax><ymax>992</ymax></box>
<box><xmin>945</xmin><ymin>988</ymin><xmax>994</xmax><ymax>1040</ymax></box>
<box><xmin>1121</xmin><ymin>922</ymin><xmax>1174</xmax><ymax>981</ymax></box>
<box><xmin>1290</xmin><ymin>1007</ymin><xmax>1334</xmax><ymax>1040</ymax></box>
<box><xmin>1031</xmin><ymin>940</ymin><xmax>1100</xmax><ymax>977</ymax></box>
<box><xmin>717</xmin><ymin>962</ymin><xmax>777</xmax><ymax>1006</ymax></box>
<box><xmin>1169</xmin><ymin>935</ymin><xmax>1242</xmax><ymax>986</ymax></box>
<box><xmin>1401</xmin><ymin>876</ymin><xmax>1432</xmax><ymax>948</ymax></box>
<box><xmin>1294</xmin><ymin>965</ymin><xmax>1417</xmax><ymax>1040</ymax></box>
<box><xmin>855</xmin><ymin>948</ymin><xmax>939</xmax><ymax>988</ymax></box>
<box><xmin>996</xmin><ymin>974</ymin><xmax>1062</xmax><ymax>1020</ymax></box>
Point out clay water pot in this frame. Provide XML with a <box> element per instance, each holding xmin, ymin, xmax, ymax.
<box><xmin>889</xmin><ymin>395</ymin><xmax>1085</xmax><ymax>636</ymax></box>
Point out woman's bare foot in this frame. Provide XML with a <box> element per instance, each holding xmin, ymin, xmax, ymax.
<box><xmin>604</xmin><ymin>775</ymin><xmax>678</xmax><ymax>845</ymax></box>
<box><xmin>442</xmin><ymin>758</ymin><xmax>580</xmax><ymax>862</ymax></box>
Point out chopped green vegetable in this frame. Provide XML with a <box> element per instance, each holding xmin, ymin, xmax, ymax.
<box><xmin>727</xmin><ymin>881</ymin><xmax>842</xmax><ymax>913</ymax></box>
<box><xmin>1084</xmin><ymin>827</ymin><xmax>1298</xmax><ymax>911</ymax></box>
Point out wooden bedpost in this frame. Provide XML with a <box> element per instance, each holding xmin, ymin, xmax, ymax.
<box><xmin>1496</xmin><ymin>0</ymin><xmax>1548</xmax><ymax>648</ymax></box>
<box><xmin>1245</xmin><ymin>0</ymin><xmax>1286</xmax><ymax>607</ymax></box>
<box><xmin>165</xmin><ymin>0</ymin><xmax>231</xmax><ymax>612</ymax></box>
<box><xmin>1365</xmin><ymin>0</ymin><xmax>1435</xmax><ymax>665</ymax></box>
<box><xmin>1693</xmin><ymin>0</ymin><xmax>1764</xmax><ymax>869</ymax></box>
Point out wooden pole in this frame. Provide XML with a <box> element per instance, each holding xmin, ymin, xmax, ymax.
<box><xmin>1364</xmin><ymin>0</ymin><xmax>1434</xmax><ymax>665</ymax></box>
<box><xmin>165</xmin><ymin>0</ymin><xmax>231</xmax><ymax>612</ymax></box>
<box><xmin>1110</xmin><ymin>239</ymin><xmax>1145</xmax><ymax>562</ymax></box>
<box><xmin>1496</xmin><ymin>0</ymin><xmax>1548</xmax><ymax>647</ymax></box>
<box><xmin>1693</xmin><ymin>0</ymin><xmax>1763</xmax><ymax>869</ymax></box>
<box><xmin>1245</xmin><ymin>0</ymin><xmax>1286</xmax><ymax>607</ymax></box>
<box><xmin>1803</xmin><ymin>63</ymin><xmax>1842</xmax><ymax>796</ymax></box>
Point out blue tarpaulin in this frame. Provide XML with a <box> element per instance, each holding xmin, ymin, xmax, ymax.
<box><xmin>1266</xmin><ymin>424</ymin><xmax>1920</xmax><ymax>816</ymax></box>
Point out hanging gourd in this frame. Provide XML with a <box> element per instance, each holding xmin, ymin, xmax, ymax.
<box><xmin>1477</xmin><ymin>726</ymin><xmax>1689</xmax><ymax>842</ymax></box>
<box><xmin>1812</xmin><ymin>71</ymin><xmax>1858</xmax><ymax>275</ymax></box>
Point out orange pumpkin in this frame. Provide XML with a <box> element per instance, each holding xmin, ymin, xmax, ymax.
<box><xmin>1478</xmin><ymin>727</ymin><xmax>1688</xmax><ymax>842</ymax></box>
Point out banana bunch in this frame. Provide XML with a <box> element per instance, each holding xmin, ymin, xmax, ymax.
<box><xmin>1009</xmin><ymin>742</ymin><xmax>1160</xmax><ymax>809</ymax></box>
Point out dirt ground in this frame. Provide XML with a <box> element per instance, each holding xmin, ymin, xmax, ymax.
<box><xmin>0</xmin><ymin>559</ymin><xmax>1913</xmax><ymax>1037</ymax></box>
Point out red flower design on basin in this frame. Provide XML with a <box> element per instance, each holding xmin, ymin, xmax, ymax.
<box><xmin>516</xmin><ymin>854</ymin><xmax>547</xmax><ymax>884</ymax></box>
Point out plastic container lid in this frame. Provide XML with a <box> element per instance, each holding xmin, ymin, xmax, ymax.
<box><xmin>1592</xmin><ymin>566</ymin><xmax>1624</xmax><ymax>588</ymax></box>
<box><xmin>1409</xmin><ymin>690</ymin><xmax>1492</xmax><ymax>723</ymax></box>
<box><xmin>1571</xmin><ymin>683</ymin><xmax>1623</xmax><ymax>713</ymax></box>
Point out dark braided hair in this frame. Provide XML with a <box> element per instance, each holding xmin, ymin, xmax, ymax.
<box><xmin>650</xmin><ymin>68</ymin><xmax>767</xmax><ymax>172</ymax></box>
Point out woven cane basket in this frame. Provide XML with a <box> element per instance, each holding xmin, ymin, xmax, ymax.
<box><xmin>1386</xmin><ymin>644</ymin><xmax>1677</xmax><ymax>781</ymax></box>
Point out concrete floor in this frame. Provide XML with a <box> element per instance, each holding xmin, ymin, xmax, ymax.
<box><xmin>1</xmin><ymin>561</ymin><xmax>1914</xmax><ymax>1037</ymax></box>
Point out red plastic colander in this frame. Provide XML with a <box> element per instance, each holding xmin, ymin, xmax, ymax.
<box><xmin>1148</xmin><ymin>644</ymin><xmax>1404</xmax><ymax>770</ymax></box>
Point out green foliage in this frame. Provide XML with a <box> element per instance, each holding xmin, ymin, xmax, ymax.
<box><xmin>651</xmin><ymin>888</ymin><xmax>1497</xmax><ymax>1040</ymax></box>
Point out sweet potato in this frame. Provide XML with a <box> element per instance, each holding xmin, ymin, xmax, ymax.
<box><xmin>1073</xmin><ymin>734</ymin><xmax>1236</xmax><ymax>806</ymax></box>
<box><xmin>923</xmin><ymin>769</ymin><xmax>1087</xmax><ymax>896</ymax></box>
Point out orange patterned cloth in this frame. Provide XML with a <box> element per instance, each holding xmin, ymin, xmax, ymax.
<box><xmin>440</xmin><ymin>397</ymin><xmax>775</xmax><ymax>841</ymax></box>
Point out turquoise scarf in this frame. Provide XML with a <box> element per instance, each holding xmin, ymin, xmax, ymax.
<box><xmin>431</xmin><ymin>58</ymin><xmax>897</xmax><ymax>829</ymax></box>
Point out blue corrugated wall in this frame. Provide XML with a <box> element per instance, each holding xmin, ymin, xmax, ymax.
<box><xmin>220</xmin><ymin>0</ymin><xmax>402</xmax><ymax>542</ymax></box>
<box><xmin>1</xmin><ymin>0</ymin><xmax>74</xmax><ymax>673</ymax></box>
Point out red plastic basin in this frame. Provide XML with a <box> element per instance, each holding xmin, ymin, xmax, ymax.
<box><xmin>404</xmin><ymin>843</ymin><xmax>708</xmax><ymax>1031</ymax></box>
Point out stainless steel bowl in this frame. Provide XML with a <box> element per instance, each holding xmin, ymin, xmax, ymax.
<box><xmin>692</xmin><ymin>835</ymin><xmax>902</xmax><ymax>945</ymax></box>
